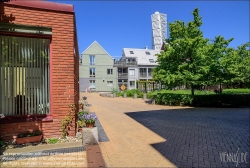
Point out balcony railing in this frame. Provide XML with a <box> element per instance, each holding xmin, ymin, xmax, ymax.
<box><xmin>139</xmin><ymin>73</ymin><xmax>147</xmax><ymax>78</ymax></box>
<box><xmin>114</xmin><ymin>61</ymin><xmax>137</xmax><ymax>66</ymax></box>
<box><xmin>118</xmin><ymin>73</ymin><xmax>128</xmax><ymax>79</ymax></box>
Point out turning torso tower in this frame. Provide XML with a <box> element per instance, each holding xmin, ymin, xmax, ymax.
<box><xmin>151</xmin><ymin>11</ymin><xmax>167</xmax><ymax>50</ymax></box>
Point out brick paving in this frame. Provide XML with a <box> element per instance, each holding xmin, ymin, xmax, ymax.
<box><xmin>1</xmin><ymin>92</ymin><xmax>248</xmax><ymax>168</ymax></box>
<box><xmin>83</xmin><ymin>92</ymin><xmax>250</xmax><ymax>168</ymax></box>
<box><xmin>87</xmin><ymin>145</ymin><xmax>106</xmax><ymax>168</ymax></box>
<box><xmin>126</xmin><ymin>108</ymin><xmax>250</xmax><ymax>168</ymax></box>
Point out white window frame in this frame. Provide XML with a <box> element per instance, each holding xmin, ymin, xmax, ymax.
<box><xmin>129</xmin><ymin>69</ymin><xmax>135</xmax><ymax>76</ymax></box>
<box><xmin>107</xmin><ymin>69</ymin><xmax>113</xmax><ymax>75</ymax></box>
<box><xmin>89</xmin><ymin>55</ymin><xmax>95</xmax><ymax>65</ymax></box>
<box><xmin>107</xmin><ymin>81</ymin><xmax>113</xmax><ymax>86</ymax></box>
<box><xmin>89</xmin><ymin>80</ymin><xmax>96</xmax><ymax>89</ymax></box>
<box><xmin>129</xmin><ymin>81</ymin><xmax>135</xmax><ymax>88</ymax></box>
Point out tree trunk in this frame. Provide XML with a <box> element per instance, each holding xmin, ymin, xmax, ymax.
<box><xmin>191</xmin><ymin>83</ymin><xmax>194</xmax><ymax>97</ymax></box>
<box><xmin>219</xmin><ymin>83</ymin><xmax>222</xmax><ymax>94</ymax></box>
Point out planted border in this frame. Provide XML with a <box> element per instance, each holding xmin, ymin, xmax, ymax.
<box><xmin>153</xmin><ymin>92</ymin><xmax>250</xmax><ymax>107</ymax></box>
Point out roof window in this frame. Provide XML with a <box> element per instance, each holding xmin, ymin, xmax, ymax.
<box><xmin>129</xmin><ymin>51</ymin><xmax>134</xmax><ymax>54</ymax></box>
<box><xmin>145</xmin><ymin>51</ymin><xmax>150</xmax><ymax>55</ymax></box>
<box><xmin>149</xmin><ymin>59</ymin><xmax>154</xmax><ymax>63</ymax></box>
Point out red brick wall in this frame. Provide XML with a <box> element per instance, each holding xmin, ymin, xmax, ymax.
<box><xmin>0</xmin><ymin>3</ymin><xmax>78</xmax><ymax>141</ymax></box>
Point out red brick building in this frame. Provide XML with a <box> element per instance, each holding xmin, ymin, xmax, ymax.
<box><xmin>0</xmin><ymin>0</ymin><xmax>79</xmax><ymax>141</ymax></box>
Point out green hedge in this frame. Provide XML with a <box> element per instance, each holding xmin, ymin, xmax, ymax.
<box><xmin>154</xmin><ymin>93</ymin><xmax>250</xmax><ymax>107</ymax></box>
<box><xmin>155</xmin><ymin>93</ymin><xmax>193</xmax><ymax>106</ymax></box>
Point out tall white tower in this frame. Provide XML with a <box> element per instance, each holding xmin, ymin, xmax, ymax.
<box><xmin>151</xmin><ymin>11</ymin><xmax>167</xmax><ymax>50</ymax></box>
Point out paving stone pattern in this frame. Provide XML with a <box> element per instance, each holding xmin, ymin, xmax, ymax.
<box><xmin>126</xmin><ymin>108</ymin><xmax>250</xmax><ymax>168</ymax></box>
<box><xmin>0</xmin><ymin>146</ymin><xmax>86</xmax><ymax>162</ymax></box>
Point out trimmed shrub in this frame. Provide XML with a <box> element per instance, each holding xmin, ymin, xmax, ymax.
<box><xmin>149</xmin><ymin>89</ymin><xmax>250</xmax><ymax>107</ymax></box>
<box><xmin>117</xmin><ymin>92</ymin><xmax>124</xmax><ymax>97</ymax></box>
<box><xmin>124</xmin><ymin>89</ymin><xmax>143</xmax><ymax>98</ymax></box>
<box><xmin>147</xmin><ymin>90</ymin><xmax>158</xmax><ymax>99</ymax></box>
<box><xmin>155</xmin><ymin>93</ymin><xmax>193</xmax><ymax>106</ymax></box>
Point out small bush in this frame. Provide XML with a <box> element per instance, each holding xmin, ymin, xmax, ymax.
<box><xmin>111</xmin><ymin>88</ymin><xmax>119</xmax><ymax>95</ymax></box>
<box><xmin>47</xmin><ymin>138</ymin><xmax>59</xmax><ymax>144</ymax></box>
<box><xmin>155</xmin><ymin>93</ymin><xmax>193</xmax><ymax>106</ymax></box>
<box><xmin>117</xmin><ymin>92</ymin><xmax>124</xmax><ymax>97</ymax></box>
<box><xmin>123</xmin><ymin>89</ymin><xmax>143</xmax><ymax>98</ymax></box>
<box><xmin>77</xmin><ymin>120</ymin><xmax>86</xmax><ymax>128</ymax></box>
<box><xmin>147</xmin><ymin>90</ymin><xmax>158</xmax><ymax>99</ymax></box>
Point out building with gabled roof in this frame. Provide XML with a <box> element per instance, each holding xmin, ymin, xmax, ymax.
<box><xmin>122</xmin><ymin>47</ymin><xmax>160</xmax><ymax>66</ymax></box>
<box><xmin>121</xmin><ymin>47</ymin><xmax>162</xmax><ymax>81</ymax></box>
<box><xmin>80</xmin><ymin>41</ymin><xmax>118</xmax><ymax>92</ymax></box>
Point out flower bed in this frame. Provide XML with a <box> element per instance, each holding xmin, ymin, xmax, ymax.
<box><xmin>14</xmin><ymin>131</ymin><xmax>43</xmax><ymax>145</ymax></box>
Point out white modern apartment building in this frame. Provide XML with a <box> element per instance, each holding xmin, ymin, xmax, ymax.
<box><xmin>121</xmin><ymin>47</ymin><xmax>161</xmax><ymax>86</ymax></box>
<box><xmin>151</xmin><ymin>11</ymin><xmax>167</xmax><ymax>50</ymax></box>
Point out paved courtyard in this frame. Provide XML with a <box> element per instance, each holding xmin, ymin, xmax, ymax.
<box><xmin>126</xmin><ymin>108</ymin><xmax>250</xmax><ymax>168</ymax></box>
<box><xmin>84</xmin><ymin>92</ymin><xmax>249</xmax><ymax>168</ymax></box>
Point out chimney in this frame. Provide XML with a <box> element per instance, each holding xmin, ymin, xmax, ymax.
<box><xmin>145</xmin><ymin>46</ymin><xmax>148</xmax><ymax>50</ymax></box>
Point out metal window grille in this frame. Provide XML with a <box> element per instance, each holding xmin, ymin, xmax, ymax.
<box><xmin>0</xmin><ymin>35</ymin><xmax>50</xmax><ymax>116</ymax></box>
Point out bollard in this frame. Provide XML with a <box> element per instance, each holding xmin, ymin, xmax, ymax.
<box><xmin>123</xmin><ymin>93</ymin><xmax>127</xmax><ymax>98</ymax></box>
<box><xmin>143</xmin><ymin>93</ymin><xmax>147</xmax><ymax>100</ymax></box>
<box><xmin>133</xmin><ymin>93</ymin><xmax>137</xmax><ymax>99</ymax></box>
<box><xmin>151</xmin><ymin>95</ymin><xmax>155</xmax><ymax>104</ymax></box>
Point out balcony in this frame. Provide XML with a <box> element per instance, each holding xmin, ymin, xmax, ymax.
<box><xmin>114</xmin><ymin>61</ymin><xmax>137</xmax><ymax>67</ymax></box>
<box><xmin>118</xmin><ymin>73</ymin><xmax>128</xmax><ymax>79</ymax></box>
<box><xmin>139</xmin><ymin>73</ymin><xmax>147</xmax><ymax>78</ymax></box>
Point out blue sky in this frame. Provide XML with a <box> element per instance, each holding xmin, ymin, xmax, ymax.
<box><xmin>53</xmin><ymin>1</ymin><xmax>249</xmax><ymax>59</ymax></box>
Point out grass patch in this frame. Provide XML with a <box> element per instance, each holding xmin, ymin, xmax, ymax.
<box><xmin>47</xmin><ymin>138</ymin><xmax>59</xmax><ymax>144</ymax></box>
<box><xmin>223</xmin><ymin>88</ymin><xmax>250</xmax><ymax>94</ymax></box>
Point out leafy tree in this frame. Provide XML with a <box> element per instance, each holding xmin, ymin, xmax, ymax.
<box><xmin>153</xmin><ymin>8</ymin><xmax>249</xmax><ymax>95</ymax></box>
<box><xmin>153</xmin><ymin>8</ymin><xmax>209</xmax><ymax>96</ymax></box>
<box><xmin>229</xmin><ymin>42</ymin><xmax>250</xmax><ymax>86</ymax></box>
<box><xmin>204</xmin><ymin>36</ymin><xmax>234</xmax><ymax>93</ymax></box>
